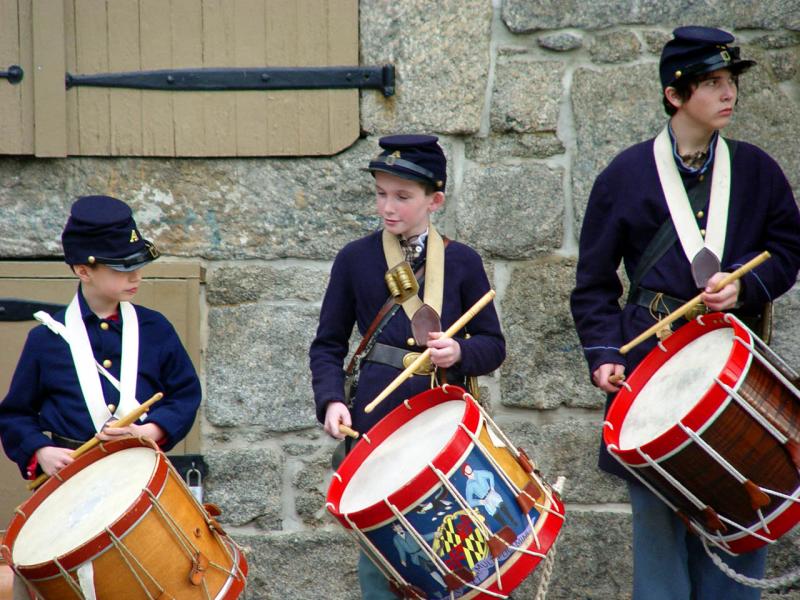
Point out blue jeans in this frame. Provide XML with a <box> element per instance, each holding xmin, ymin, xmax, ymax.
<box><xmin>358</xmin><ymin>551</ymin><xmax>395</xmax><ymax>599</ymax></box>
<box><xmin>628</xmin><ymin>481</ymin><xmax>766</xmax><ymax>600</ymax></box>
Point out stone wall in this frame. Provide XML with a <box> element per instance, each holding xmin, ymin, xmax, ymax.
<box><xmin>1</xmin><ymin>1</ymin><xmax>800</xmax><ymax>598</ymax></box>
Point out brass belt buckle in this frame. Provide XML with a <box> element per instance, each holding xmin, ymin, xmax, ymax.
<box><xmin>685</xmin><ymin>302</ymin><xmax>709</xmax><ymax>321</ymax></box>
<box><xmin>402</xmin><ymin>352</ymin><xmax>434</xmax><ymax>375</ymax></box>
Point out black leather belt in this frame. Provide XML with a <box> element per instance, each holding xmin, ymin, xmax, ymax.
<box><xmin>629</xmin><ymin>287</ymin><xmax>708</xmax><ymax>318</ymax></box>
<box><xmin>364</xmin><ymin>342</ymin><xmax>434</xmax><ymax>375</ymax></box>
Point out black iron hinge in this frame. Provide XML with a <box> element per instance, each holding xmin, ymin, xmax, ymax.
<box><xmin>65</xmin><ymin>64</ymin><xmax>395</xmax><ymax>97</ymax></box>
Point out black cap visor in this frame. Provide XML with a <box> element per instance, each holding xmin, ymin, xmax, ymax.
<box><xmin>93</xmin><ymin>241</ymin><xmax>161</xmax><ymax>272</ymax></box>
<box><xmin>671</xmin><ymin>46</ymin><xmax>755</xmax><ymax>87</ymax></box>
<box><xmin>367</xmin><ymin>155</ymin><xmax>436</xmax><ymax>186</ymax></box>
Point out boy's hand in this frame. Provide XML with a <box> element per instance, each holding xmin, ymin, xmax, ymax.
<box><xmin>427</xmin><ymin>332</ymin><xmax>462</xmax><ymax>368</ymax></box>
<box><xmin>35</xmin><ymin>446</ymin><xmax>74</xmax><ymax>476</ymax></box>
<box><xmin>98</xmin><ymin>421</ymin><xmax>165</xmax><ymax>444</ymax></box>
<box><xmin>593</xmin><ymin>363</ymin><xmax>625</xmax><ymax>393</ymax></box>
<box><xmin>701</xmin><ymin>272</ymin><xmax>740</xmax><ymax>311</ymax></box>
<box><xmin>324</xmin><ymin>402</ymin><xmax>352</xmax><ymax>440</ymax></box>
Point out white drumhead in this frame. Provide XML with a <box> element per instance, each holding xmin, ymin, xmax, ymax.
<box><xmin>13</xmin><ymin>447</ymin><xmax>158</xmax><ymax>566</ymax></box>
<box><xmin>618</xmin><ymin>327</ymin><xmax>734</xmax><ymax>450</ymax></box>
<box><xmin>339</xmin><ymin>400</ymin><xmax>466</xmax><ymax>514</ymax></box>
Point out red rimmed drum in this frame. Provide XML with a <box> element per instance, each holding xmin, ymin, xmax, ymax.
<box><xmin>1</xmin><ymin>437</ymin><xmax>248</xmax><ymax>599</ymax></box>
<box><xmin>604</xmin><ymin>312</ymin><xmax>800</xmax><ymax>554</ymax></box>
<box><xmin>327</xmin><ymin>385</ymin><xmax>565</xmax><ymax>600</ymax></box>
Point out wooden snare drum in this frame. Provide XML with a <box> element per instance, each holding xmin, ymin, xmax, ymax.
<box><xmin>1</xmin><ymin>437</ymin><xmax>247</xmax><ymax>599</ymax></box>
<box><xmin>605</xmin><ymin>312</ymin><xmax>800</xmax><ymax>554</ymax></box>
<box><xmin>327</xmin><ymin>385</ymin><xmax>565</xmax><ymax>599</ymax></box>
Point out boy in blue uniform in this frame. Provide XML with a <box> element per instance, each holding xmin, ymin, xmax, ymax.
<box><xmin>0</xmin><ymin>195</ymin><xmax>201</xmax><ymax>480</ymax></box>
<box><xmin>310</xmin><ymin>135</ymin><xmax>505</xmax><ymax>598</ymax></box>
<box><xmin>571</xmin><ymin>27</ymin><xmax>800</xmax><ymax>599</ymax></box>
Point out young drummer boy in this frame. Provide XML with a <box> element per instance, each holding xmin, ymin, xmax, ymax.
<box><xmin>0</xmin><ymin>195</ymin><xmax>201</xmax><ymax>480</ymax></box>
<box><xmin>571</xmin><ymin>27</ymin><xmax>800</xmax><ymax>599</ymax></box>
<box><xmin>309</xmin><ymin>134</ymin><xmax>505</xmax><ymax>598</ymax></box>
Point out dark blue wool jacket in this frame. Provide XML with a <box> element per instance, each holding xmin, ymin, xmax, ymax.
<box><xmin>310</xmin><ymin>230</ymin><xmax>505</xmax><ymax>434</ymax></box>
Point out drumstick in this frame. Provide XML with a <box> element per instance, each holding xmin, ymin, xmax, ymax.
<box><xmin>620</xmin><ymin>251</ymin><xmax>771</xmax><ymax>355</ymax></box>
<box><xmin>365</xmin><ymin>290</ymin><xmax>497</xmax><ymax>414</ymax></box>
<box><xmin>338</xmin><ymin>424</ymin><xmax>359</xmax><ymax>439</ymax></box>
<box><xmin>27</xmin><ymin>392</ymin><xmax>164</xmax><ymax>491</ymax></box>
<box><xmin>609</xmin><ymin>374</ymin><xmax>626</xmax><ymax>385</ymax></box>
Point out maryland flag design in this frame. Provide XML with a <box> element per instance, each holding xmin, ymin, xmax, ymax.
<box><xmin>432</xmin><ymin>510</ymin><xmax>488</xmax><ymax>571</ymax></box>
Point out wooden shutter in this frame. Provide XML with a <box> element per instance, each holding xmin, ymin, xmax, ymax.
<box><xmin>0</xmin><ymin>0</ymin><xmax>360</xmax><ymax>157</ymax></box>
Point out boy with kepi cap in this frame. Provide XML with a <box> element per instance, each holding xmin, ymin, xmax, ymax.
<box><xmin>0</xmin><ymin>195</ymin><xmax>201</xmax><ymax>480</ymax></box>
<box><xmin>571</xmin><ymin>26</ymin><xmax>800</xmax><ymax>599</ymax></box>
<box><xmin>309</xmin><ymin>134</ymin><xmax>505</xmax><ymax>598</ymax></box>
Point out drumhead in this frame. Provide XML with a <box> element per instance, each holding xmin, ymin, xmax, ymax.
<box><xmin>618</xmin><ymin>327</ymin><xmax>734</xmax><ymax>450</ymax></box>
<box><xmin>339</xmin><ymin>400</ymin><xmax>465</xmax><ymax>514</ymax></box>
<box><xmin>12</xmin><ymin>447</ymin><xmax>158</xmax><ymax>566</ymax></box>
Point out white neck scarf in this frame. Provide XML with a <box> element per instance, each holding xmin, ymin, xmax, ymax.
<box><xmin>35</xmin><ymin>294</ymin><xmax>142</xmax><ymax>432</ymax></box>
<box><xmin>653</xmin><ymin>126</ymin><xmax>731</xmax><ymax>278</ymax></box>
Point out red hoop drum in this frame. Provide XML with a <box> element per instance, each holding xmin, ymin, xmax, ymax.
<box><xmin>327</xmin><ymin>385</ymin><xmax>565</xmax><ymax>599</ymax></box>
<box><xmin>1</xmin><ymin>437</ymin><xmax>248</xmax><ymax>599</ymax></box>
<box><xmin>604</xmin><ymin>313</ymin><xmax>800</xmax><ymax>554</ymax></box>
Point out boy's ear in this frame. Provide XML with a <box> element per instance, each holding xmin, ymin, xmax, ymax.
<box><xmin>73</xmin><ymin>264</ymin><xmax>92</xmax><ymax>282</ymax></box>
<box><xmin>429</xmin><ymin>191</ymin><xmax>445</xmax><ymax>213</ymax></box>
<box><xmin>664</xmin><ymin>86</ymin><xmax>683</xmax><ymax>111</ymax></box>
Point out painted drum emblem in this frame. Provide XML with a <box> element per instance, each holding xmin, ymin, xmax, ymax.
<box><xmin>433</xmin><ymin>510</ymin><xmax>488</xmax><ymax>572</ymax></box>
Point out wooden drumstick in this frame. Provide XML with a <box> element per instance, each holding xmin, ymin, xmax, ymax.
<box><xmin>609</xmin><ymin>374</ymin><xmax>626</xmax><ymax>385</ymax></box>
<box><xmin>365</xmin><ymin>290</ymin><xmax>497</xmax><ymax>414</ymax></box>
<box><xmin>338</xmin><ymin>424</ymin><xmax>359</xmax><ymax>439</ymax></box>
<box><xmin>27</xmin><ymin>392</ymin><xmax>164</xmax><ymax>491</ymax></box>
<box><xmin>620</xmin><ymin>251</ymin><xmax>771</xmax><ymax>355</ymax></box>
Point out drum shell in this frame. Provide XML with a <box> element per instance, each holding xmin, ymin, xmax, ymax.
<box><xmin>605</xmin><ymin>314</ymin><xmax>800</xmax><ymax>554</ymax></box>
<box><xmin>2</xmin><ymin>438</ymin><xmax>247</xmax><ymax>600</ymax></box>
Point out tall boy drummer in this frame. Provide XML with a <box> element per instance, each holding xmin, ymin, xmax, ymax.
<box><xmin>0</xmin><ymin>195</ymin><xmax>201</xmax><ymax>480</ymax></box>
<box><xmin>570</xmin><ymin>26</ymin><xmax>800</xmax><ymax>599</ymax></box>
<box><xmin>309</xmin><ymin>134</ymin><xmax>505</xmax><ymax>598</ymax></box>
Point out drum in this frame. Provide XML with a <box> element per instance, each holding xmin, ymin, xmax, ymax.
<box><xmin>1</xmin><ymin>437</ymin><xmax>248</xmax><ymax>599</ymax></box>
<box><xmin>327</xmin><ymin>385</ymin><xmax>565</xmax><ymax>599</ymax></box>
<box><xmin>604</xmin><ymin>312</ymin><xmax>800</xmax><ymax>555</ymax></box>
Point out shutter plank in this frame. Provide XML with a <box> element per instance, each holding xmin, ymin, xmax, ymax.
<box><xmin>64</xmin><ymin>0</ymin><xmax>81</xmax><ymax>155</ymax></box>
<box><xmin>171</xmin><ymin>0</ymin><xmax>203</xmax><ymax>156</ymax></box>
<box><xmin>326</xmin><ymin>0</ymin><xmax>359</xmax><ymax>154</ymax></box>
<box><xmin>0</xmin><ymin>0</ymin><xmax>28</xmax><ymax>154</ymax></box>
<box><xmin>32</xmin><ymin>0</ymin><xmax>67</xmax><ymax>157</ymax></box>
<box><xmin>264</xmin><ymin>0</ymin><xmax>299</xmax><ymax>155</ymax></box>
<box><xmin>296</xmin><ymin>0</ymin><xmax>329</xmax><ymax>155</ymax></box>
<box><xmin>107</xmin><ymin>0</ymin><xmax>142</xmax><ymax>155</ymax></box>
<box><xmin>232</xmin><ymin>0</ymin><xmax>267</xmax><ymax>156</ymax></box>
<box><xmin>201</xmin><ymin>0</ymin><xmax>236</xmax><ymax>155</ymax></box>
<box><xmin>74</xmin><ymin>0</ymin><xmax>110</xmax><ymax>155</ymax></box>
<box><xmin>140</xmin><ymin>0</ymin><xmax>175</xmax><ymax>156</ymax></box>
